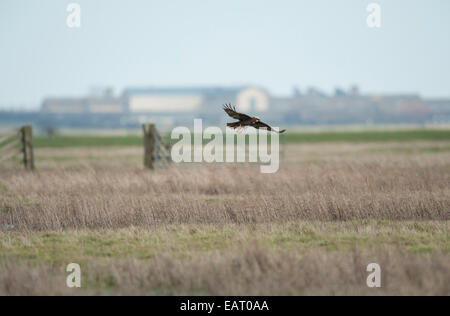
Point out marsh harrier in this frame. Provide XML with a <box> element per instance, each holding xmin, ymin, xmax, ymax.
<box><xmin>223</xmin><ymin>103</ymin><xmax>286</xmax><ymax>133</ymax></box>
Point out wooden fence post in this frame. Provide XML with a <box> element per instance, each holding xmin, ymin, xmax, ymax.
<box><xmin>143</xmin><ymin>123</ymin><xmax>155</xmax><ymax>169</ymax></box>
<box><xmin>21</xmin><ymin>125</ymin><xmax>35</xmax><ymax>170</ymax></box>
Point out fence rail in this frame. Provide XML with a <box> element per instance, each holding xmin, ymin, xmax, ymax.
<box><xmin>0</xmin><ymin>130</ymin><xmax>20</xmax><ymax>145</ymax></box>
<box><xmin>0</xmin><ymin>125</ymin><xmax>34</xmax><ymax>170</ymax></box>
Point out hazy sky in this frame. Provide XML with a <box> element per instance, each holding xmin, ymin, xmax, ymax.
<box><xmin>0</xmin><ymin>0</ymin><xmax>449</xmax><ymax>109</ymax></box>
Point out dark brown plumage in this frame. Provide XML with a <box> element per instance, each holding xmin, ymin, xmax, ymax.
<box><xmin>223</xmin><ymin>103</ymin><xmax>286</xmax><ymax>133</ymax></box>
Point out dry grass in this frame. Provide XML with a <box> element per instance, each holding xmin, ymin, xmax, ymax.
<box><xmin>1</xmin><ymin>148</ymin><xmax>449</xmax><ymax>229</ymax></box>
<box><xmin>1</xmin><ymin>246</ymin><xmax>449</xmax><ymax>295</ymax></box>
<box><xmin>0</xmin><ymin>141</ymin><xmax>449</xmax><ymax>295</ymax></box>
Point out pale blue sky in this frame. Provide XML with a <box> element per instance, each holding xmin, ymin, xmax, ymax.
<box><xmin>0</xmin><ymin>0</ymin><xmax>449</xmax><ymax>109</ymax></box>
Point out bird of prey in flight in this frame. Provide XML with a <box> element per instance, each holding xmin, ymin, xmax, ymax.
<box><xmin>223</xmin><ymin>103</ymin><xmax>286</xmax><ymax>133</ymax></box>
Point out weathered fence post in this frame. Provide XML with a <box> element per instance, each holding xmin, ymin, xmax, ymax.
<box><xmin>21</xmin><ymin>125</ymin><xmax>35</xmax><ymax>170</ymax></box>
<box><xmin>142</xmin><ymin>123</ymin><xmax>155</xmax><ymax>169</ymax></box>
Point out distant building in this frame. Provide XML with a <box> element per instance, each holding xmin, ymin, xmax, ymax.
<box><xmin>350</xmin><ymin>85</ymin><xmax>360</xmax><ymax>96</ymax></box>
<box><xmin>121</xmin><ymin>86</ymin><xmax>269</xmax><ymax>114</ymax></box>
<box><xmin>428</xmin><ymin>99</ymin><xmax>450</xmax><ymax>124</ymax></box>
<box><xmin>334</xmin><ymin>87</ymin><xmax>347</xmax><ymax>97</ymax></box>
<box><xmin>42</xmin><ymin>96</ymin><xmax>125</xmax><ymax>114</ymax></box>
<box><xmin>1</xmin><ymin>84</ymin><xmax>434</xmax><ymax>130</ymax></box>
<box><xmin>39</xmin><ymin>86</ymin><xmax>270</xmax><ymax>129</ymax></box>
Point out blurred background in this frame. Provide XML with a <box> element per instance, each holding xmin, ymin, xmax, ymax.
<box><xmin>0</xmin><ymin>0</ymin><xmax>449</xmax><ymax>134</ymax></box>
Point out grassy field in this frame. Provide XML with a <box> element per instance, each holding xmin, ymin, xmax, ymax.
<box><xmin>0</xmin><ymin>131</ymin><xmax>449</xmax><ymax>295</ymax></box>
<box><xmin>32</xmin><ymin>129</ymin><xmax>450</xmax><ymax>148</ymax></box>
<box><xmin>0</xmin><ymin>222</ymin><xmax>448</xmax><ymax>295</ymax></box>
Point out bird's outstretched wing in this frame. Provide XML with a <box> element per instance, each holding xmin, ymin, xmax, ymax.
<box><xmin>253</xmin><ymin>121</ymin><xmax>286</xmax><ymax>134</ymax></box>
<box><xmin>223</xmin><ymin>103</ymin><xmax>252</xmax><ymax>121</ymax></box>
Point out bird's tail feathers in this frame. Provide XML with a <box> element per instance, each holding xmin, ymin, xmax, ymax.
<box><xmin>227</xmin><ymin>122</ymin><xmax>241</xmax><ymax>128</ymax></box>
